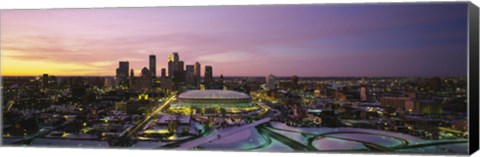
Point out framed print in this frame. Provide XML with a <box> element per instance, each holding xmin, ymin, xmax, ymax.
<box><xmin>1</xmin><ymin>1</ymin><xmax>479</xmax><ymax>155</ymax></box>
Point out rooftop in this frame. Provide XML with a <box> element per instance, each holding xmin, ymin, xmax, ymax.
<box><xmin>178</xmin><ymin>90</ymin><xmax>250</xmax><ymax>100</ymax></box>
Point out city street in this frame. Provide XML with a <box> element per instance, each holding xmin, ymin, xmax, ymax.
<box><xmin>122</xmin><ymin>94</ymin><xmax>177</xmax><ymax>139</ymax></box>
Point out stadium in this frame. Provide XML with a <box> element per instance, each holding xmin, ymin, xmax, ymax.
<box><xmin>168</xmin><ymin>90</ymin><xmax>260</xmax><ymax>115</ymax></box>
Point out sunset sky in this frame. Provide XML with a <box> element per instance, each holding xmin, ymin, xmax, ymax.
<box><xmin>0</xmin><ymin>3</ymin><xmax>468</xmax><ymax>77</ymax></box>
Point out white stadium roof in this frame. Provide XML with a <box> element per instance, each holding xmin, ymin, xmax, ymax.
<box><xmin>178</xmin><ymin>90</ymin><xmax>250</xmax><ymax>100</ymax></box>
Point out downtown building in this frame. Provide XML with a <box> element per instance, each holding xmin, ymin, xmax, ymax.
<box><xmin>186</xmin><ymin>65</ymin><xmax>195</xmax><ymax>85</ymax></box>
<box><xmin>149</xmin><ymin>54</ymin><xmax>156</xmax><ymax>87</ymax></box>
<box><xmin>265</xmin><ymin>74</ymin><xmax>277</xmax><ymax>90</ymax></box>
<box><xmin>380</xmin><ymin>92</ymin><xmax>443</xmax><ymax>115</ymax></box>
<box><xmin>194</xmin><ymin>62</ymin><xmax>201</xmax><ymax>85</ymax></box>
<box><xmin>204</xmin><ymin>65</ymin><xmax>213</xmax><ymax>84</ymax></box>
<box><xmin>116</xmin><ymin>61</ymin><xmax>129</xmax><ymax>88</ymax></box>
<box><xmin>168</xmin><ymin>52</ymin><xmax>186</xmax><ymax>83</ymax></box>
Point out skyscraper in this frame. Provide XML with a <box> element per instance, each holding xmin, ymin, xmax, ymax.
<box><xmin>194</xmin><ymin>62</ymin><xmax>201</xmax><ymax>84</ymax></box>
<box><xmin>129</xmin><ymin>69</ymin><xmax>135</xmax><ymax>88</ymax></box>
<box><xmin>186</xmin><ymin>65</ymin><xmax>195</xmax><ymax>85</ymax></box>
<box><xmin>149</xmin><ymin>55</ymin><xmax>156</xmax><ymax>87</ymax></box>
<box><xmin>117</xmin><ymin>61</ymin><xmax>129</xmax><ymax>77</ymax></box>
<box><xmin>168</xmin><ymin>60</ymin><xmax>174</xmax><ymax>78</ymax></box>
<box><xmin>175</xmin><ymin>61</ymin><xmax>185</xmax><ymax>82</ymax></box>
<box><xmin>168</xmin><ymin>53</ymin><xmax>179</xmax><ymax>77</ymax></box>
<box><xmin>149</xmin><ymin>55</ymin><xmax>156</xmax><ymax>83</ymax></box>
<box><xmin>167</xmin><ymin>52</ymin><xmax>186</xmax><ymax>83</ymax></box>
<box><xmin>116</xmin><ymin>61</ymin><xmax>129</xmax><ymax>87</ymax></box>
<box><xmin>179</xmin><ymin>61</ymin><xmax>184</xmax><ymax>70</ymax></box>
<box><xmin>204</xmin><ymin>65</ymin><xmax>213</xmax><ymax>84</ymax></box>
<box><xmin>168</xmin><ymin>52</ymin><xmax>179</xmax><ymax>62</ymax></box>
<box><xmin>168</xmin><ymin>52</ymin><xmax>180</xmax><ymax>77</ymax></box>
<box><xmin>141</xmin><ymin>67</ymin><xmax>151</xmax><ymax>89</ymax></box>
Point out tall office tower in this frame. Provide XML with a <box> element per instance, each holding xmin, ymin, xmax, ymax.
<box><xmin>186</xmin><ymin>65</ymin><xmax>195</xmax><ymax>85</ymax></box>
<box><xmin>141</xmin><ymin>67</ymin><xmax>151</xmax><ymax>89</ymax></box>
<box><xmin>129</xmin><ymin>69</ymin><xmax>135</xmax><ymax>88</ymax></box>
<box><xmin>204</xmin><ymin>65</ymin><xmax>213</xmax><ymax>84</ymax></box>
<box><xmin>168</xmin><ymin>52</ymin><xmax>179</xmax><ymax>62</ymax></box>
<box><xmin>116</xmin><ymin>61</ymin><xmax>129</xmax><ymax>87</ymax></box>
<box><xmin>179</xmin><ymin>61</ymin><xmax>184</xmax><ymax>71</ymax></box>
<box><xmin>167</xmin><ymin>52</ymin><xmax>180</xmax><ymax>78</ymax></box>
<box><xmin>175</xmin><ymin>61</ymin><xmax>185</xmax><ymax>82</ymax></box>
<box><xmin>149</xmin><ymin>54</ymin><xmax>156</xmax><ymax>78</ymax></box>
<box><xmin>119</xmin><ymin>61</ymin><xmax>129</xmax><ymax>75</ymax></box>
<box><xmin>168</xmin><ymin>60</ymin><xmax>175</xmax><ymax>78</ymax></box>
<box><xmin>161</xmin><ymin>68</ymin><xmax>166</xmax><ymax>79</ymax></box>
<box><xmin>149</xmin><ymin>55</ymin><xmax>156</xmax><ymax>87</ymax></box>
<box><xmin>167</xmin><ymin>52</ymin><xmax>186</xmax><ymax>83</ymax></box>
<box><xmin>265</xmin><ymin>74</ymin><xmax>277</xmax><ymax>89</ymax></box>
<box><xmin>193</xmin><ymin>62</ymin><xmax>201</xmax><ymax>84</ymax></box>
<box><xmin>173</xmin><ymin>52</ymin><xmax>179</xmax><ymax>61</ymax></box>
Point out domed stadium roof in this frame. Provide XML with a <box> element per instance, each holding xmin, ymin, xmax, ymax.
<box><xmin>178</xmin><ymin>90</ymin><xmax>250</xmax><ymax>100</ymax></box>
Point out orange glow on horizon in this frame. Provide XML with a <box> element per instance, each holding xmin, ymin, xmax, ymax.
<box><xmin>1</xmin><ymin>50</ymin><xmax>114</xmax><ymax>76</ymax></box>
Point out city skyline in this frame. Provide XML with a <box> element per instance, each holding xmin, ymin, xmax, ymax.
<box><xmin>1</xmin><ymin>3</ymin><xmax>473</xmax><ymax>154</ymax></box>
<box><xmin>1</xmin><ymin>3</ymin><xmax>468</xmax><ymax>77</ymax></box>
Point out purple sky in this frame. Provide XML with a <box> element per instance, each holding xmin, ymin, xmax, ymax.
<box><xmin>0</xmin><ymin>3</ymin><xmax>469</xmax><ymax>77</ymax></box>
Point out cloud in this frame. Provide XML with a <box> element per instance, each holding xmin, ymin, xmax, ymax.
<box><xmin>195</xmin><ymin>51</ymin><xmax>257</xmax><ymax>63</ymax></box>
<box><xmin>89</xmin><ymin>61</ymin><xmax>115</xmax><ymax>67</ymax></box>
<box><xmin>0</xmin><ymin>4</ymin><xmax>468</xmax><ymax>76</ymax></box>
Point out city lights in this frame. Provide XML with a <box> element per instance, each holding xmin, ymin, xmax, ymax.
<box><xmin>1</xmin><ymin>3</ymin><xmax>472</xmax><ymax>155</ymax></box>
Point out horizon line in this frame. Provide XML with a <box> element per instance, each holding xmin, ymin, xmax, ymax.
<box><xmin>1</xmin><ymin>74</ymin><xmax>467</xmax><ymax>78</ymax></box>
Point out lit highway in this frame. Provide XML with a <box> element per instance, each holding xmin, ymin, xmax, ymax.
<box><xmin>122</xmin><ymin>94</ymin><xmax>177</xmax><ymax>139</ymax></box>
